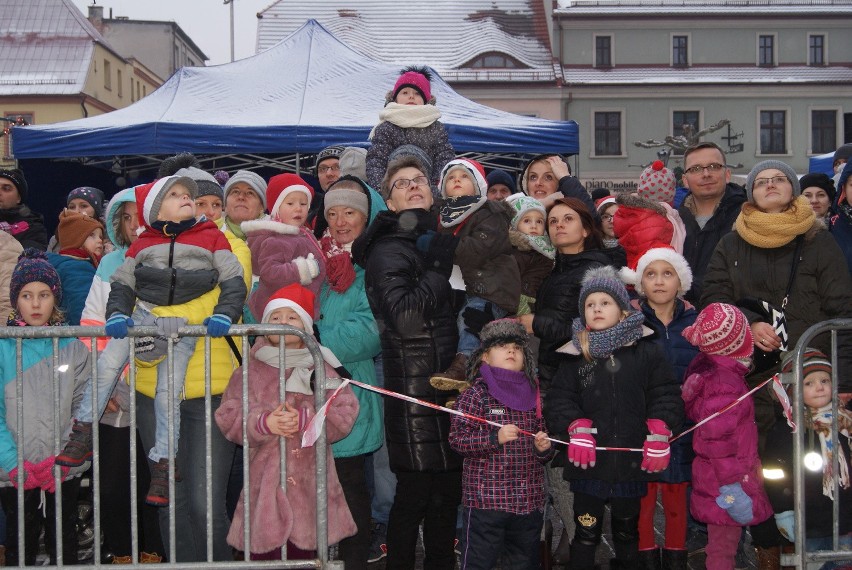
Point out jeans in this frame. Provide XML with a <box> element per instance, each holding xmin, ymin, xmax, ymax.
<box><xmin>136</xmin><ymin>393</ymin><xmax>235</xmax><ymax>562</ymax></box>
<box><xmin>80</xmin><ymin>304</ymin><xmax>196</xmax><ymax>462</ymax></box>
<box><xmin>457</xmin><ymin>296</ymin><xmax>508</xmax><ymax>357</ymax></box>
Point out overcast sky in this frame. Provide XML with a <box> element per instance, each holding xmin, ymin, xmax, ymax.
<box><xmin>70</xmin><ymin>0</ymin><xmax>272</xmax><ymax>66</ymax></box>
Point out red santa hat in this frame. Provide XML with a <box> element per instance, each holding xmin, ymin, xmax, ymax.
<box><xmin>261</xmin><ymin>283</ymin><xmax>316</xmax><ymax>329</ymax></box>
<box><xmin>267</xmin><ymin>174</ymin><xmax>314</xmax><ymax>219</ymax></box>
<box><xmin>619</xmin><ymin>245</ymin><xmax>693</xmax><ymax>296</ymax></box>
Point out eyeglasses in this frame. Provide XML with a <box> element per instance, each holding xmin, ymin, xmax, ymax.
<box><xmin>752</xmin><ymin>175</ymin><xmax>790</xmax><ymax>189</ymax></box>
<box><xmin>601</xmin><ymin>214</ymin><xmax>614</xmax><ymax>222</ymax></box>
<box><xmin>683</xmin><ymin>163</ymin><xmax>725</xmax><ymax>176</ymax></box>
<box><xmin>318</xmin><ymin>165</ymin><xmax>340</xmax><ymax>175</ymax></box>
<box><xmin>391</xmin><ymin>176</ymin><xmax>429</xmax><ymax>191</ymax></box>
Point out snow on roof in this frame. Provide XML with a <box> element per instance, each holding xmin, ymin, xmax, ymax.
<box><xmin>555</xmin><ymin>0</ymin><xmax>852</xmax><ymax>17</ymax></box>
<box><xmin>562</xmin><ymin>64</ymin><xmax>852</xmax><ymax>85</ymax></box>
<box><xmin>0</xmin><ymin>0</ymin><xmax>119</xmax><ymax>96</ymax></box>
<box><xmin>257</xmin><ymin>0</ymin><xmax>556</xmax><ymax>80</ymax></box>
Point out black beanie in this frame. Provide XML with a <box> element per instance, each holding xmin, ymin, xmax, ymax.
<box><xmin>0</xmin><ymin>169</ymin><xmax>27</xmax><ymax>203</ymax></box>
<box><xmin>798</xmin><ymin>172</ymin><xmax>836</xmax><ymax>203</ymax></box>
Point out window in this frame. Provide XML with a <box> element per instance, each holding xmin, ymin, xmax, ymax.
<box><xmin>672</xmin><ymin>35</ymin><xmax>689</xmax><ymax>67</ymax></box>
<box><xmin>594</xmin><ymin>111</ymin><xmax>622</xmax><ymax>156</ymax></box>
<box><xmin>758</xmin><ymin>34</ymin><xmax>775</xmax><ymax>66</ymax></box>
<box><xmin>811</xmin><ymin>110</ymin><xmax>837</xmax><ymax>154</ymax></box>
<box><xmin>136</xmin><ymin>81</ymin><xmax>141</xmax><ymax>101</ymax></box>
<box><xmin>117</xmin><ymin>69</ymin><xmax>122</xmax><ymax>97</ymax></box>
<box><xmin>595</xmin><ymin>35</ymin><xmax>612</xmax><ymax>68</ymax></box>
<box><xmin>103</xmin><ymin>59</ymin><xmax>111</xmax><ymax>90</ymax></box>
<box><xmin>672</xmin><ymin>111</ymin><xmax>700</xmax><ymax>155</ymax></box>
<box><xmin>809</xmin><ymin>34</ymin><xmax>825</xmax><ymax>66</ymax></box>
<box><xmin>760</xmin><ymin>110</ymin><xmax>787</xmax><ymax>154</ymax></box>
<box><xmin>464</xmin><ymin>52</ymin><xmax>525</xmax><ymax>69</ymax></box>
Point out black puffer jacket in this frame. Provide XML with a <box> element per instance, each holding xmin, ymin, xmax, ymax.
<box><xmin>678</xmin><ymin>183</ymin><xmax>746</xmax><ymax>303</ymax></box>
<box><xmin>533</xmin><ymin>246</ymin><xmax>626</xmax><ymax>391</ymax></box>
<box><xmin>545</xmin><ymin>339</ymin><xmax>683</xmax><ymax>484</ymax></box>
<box><xmin>353</xmin><ymin>208</ymin><xmax>461</xmax><ymax>474</ymax></box>
<box><xmin>0</xmin><ymin>205</ymin><xmax>48</xmax><ymax>251</ymax></box>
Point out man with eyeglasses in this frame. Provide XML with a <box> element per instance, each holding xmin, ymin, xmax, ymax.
<box><xmin>353</xmin><ymin>155</ymin><xmax>462</xmax><ymax>570</ymax></box>
<box><xmin>678</xmin><ymin>142</ymin><xmax>747</xmax><ymax>303</ymax></box>
<box><xmin>307</xmin><ymin>145</ymin><xmax>345</xmax><ymax>229</ymax></box>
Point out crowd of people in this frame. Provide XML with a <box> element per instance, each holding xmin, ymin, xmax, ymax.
<box><xmin>0</xmin><ymin>66</ymin><xmax>851</xmax><ymax>570</ymax></box>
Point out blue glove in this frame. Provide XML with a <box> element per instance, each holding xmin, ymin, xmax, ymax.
<box><xmin>204</xmin><ymin>314</ymin><xmax>232</xmax><ymax>337</ymax></box>
<box><xmin>716</xmin><ymin>483</ymin><xmax>753</xmax><ymax>524</ymax></box>
<box><xmin>416</xmin><ymin>230</ymin><xmax>436</xmax><ymax>253</ymax></box>
<box><xmin>105</xmin><ymin>313</ymin><xmax>134</xmax><ymax>339</ymax></box>
<box><xmin>775</xmin><ymin>510</ymin><xmax>794</xmax><ymax>542</ymax></box>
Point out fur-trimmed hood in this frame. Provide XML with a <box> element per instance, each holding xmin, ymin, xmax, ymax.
<box><xmin>616</xmin><ymin>192</ymin><xmax>667</xmax><ymax>216</ymax></box>
<box><xmin>241</xmin><ymin>218</ymin><xmax>300</xmax><ymax>236</ymax></box>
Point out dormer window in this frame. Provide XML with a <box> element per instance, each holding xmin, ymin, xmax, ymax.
<box><xmin>464</xmin><ymin>52</ymin><xmax>525</xmax><ymax>69</ymax></box>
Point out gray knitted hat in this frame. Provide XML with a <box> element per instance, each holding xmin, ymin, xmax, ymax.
<box><xmin>175</xmin><ymin>166</ymin><xmax>223</xmax><ymax>200</ymax></box>
<box><xmin>467</xmin><ymin>318</ymin><xmax>537</xmax><ymax>385</ymax></box>
<box><xmin>339</xmin><ymin>147</ymin><xmax>368</xmax><ymax>181</ymax></box>
<box><xmin>224</xmin><ymin>170</ymin><xmax>268</xmax><ymax>208</ymax></box>
<box><xmin>745</xmin><ymin>160</ymin><xmax>801</xmax><ymax>202</ymax></box>
<box><xmin>578</xmin><ymin>265</ymin><xmax>631</xmax><ymax>324</ymax></box>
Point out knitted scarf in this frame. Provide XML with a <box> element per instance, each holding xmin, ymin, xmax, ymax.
<box><xmin>809</xmin><ymin>404</ymin><xmax>852</xmax><ymax>499</ymax></box>
<box><xmin>254</xmin><ymin>344</ymin><xmax>343</xmax><ymax>396</ymax></box>
<box><xmin>524</xmin><ymin>234</ymin><xmax>556</xmax><ymax>260</ymax></box>
<box><xmin>223</xmin><ymin>216</ymin><xmax>246</xmax><ymax>240</ymax></box>
<box><xmin>439</xmin><ymin>195</ymin><xmax>485</xmax><ymax>228</ymax></box>
<box><xmin>734</xmin><ymin>195</ymin><xmax>815</xmax><ymax>248</ymax></box>
<box><xmin>320</xmin><ymin>228</ymin><xmax>356</xmax><ymax>293</ymax></box>
<box><xmin>58</xmin><ymin>247</ymin><xmax>101</xmax><ymax>269</ymax></box>
<box><xmin>480</xmin><ymin>363</ymin><xmax>537</xmax><ymax>412</ymax></box>
<box><xmin>369</xmin><ymin>103</ymin><xmax>442</xmax><ymax>139</ymax></box>
<box><xmin>570</xmin><ymin>310</ymin><xmax>645</xmax><ymax>360</ymax></box>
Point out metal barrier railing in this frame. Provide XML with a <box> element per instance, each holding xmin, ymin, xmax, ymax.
<box><xmin>0</xmin><ymin>323</ymin><xmax>344</xmax><ymax>569</ymax></box>
<box><xmin>781</xmin><ymin>318</ymin><xmax>852</xmax><ymax>569</ymax></box>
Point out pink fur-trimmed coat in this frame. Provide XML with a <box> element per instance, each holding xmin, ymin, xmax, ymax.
<box><xmin>242</xmin><ymin>218</ymin><xmax>327</xmax><ymax>321</ymax></box>
<box><xmin>214</xmin><ymin>340</ymin><xmax>358</xmax><ymax>553</ymax></box>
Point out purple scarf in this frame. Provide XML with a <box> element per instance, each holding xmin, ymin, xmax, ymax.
<box><xmin>480</xmin><ymin>363</ymin><xmax>537</xmax><ymax>412</ymax></box>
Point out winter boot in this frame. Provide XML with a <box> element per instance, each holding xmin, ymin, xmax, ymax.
<box><xmin>146</xmin><ymin>459</ymin><xmax>171</xmax><ymax>507</ymax></box>
<box><xmin>755</xmin><ymin>545</ymin><xmax>781</xmax><ymax>570</ymax></box>
<box><xmin>661</xmin><ymin>549</ymin><xmax>687</xmax><ymax>570</ymax></box>
<box><xmin>429</xmin><ymin>354</ymin><xmax>469</xmax><ymax>386</ymax></box>
<box><xmin>638</xmin><ymin>548</ymin><xmax>662</xmax><ymax>570</ymax></box>
<box><xmin>139</xmin><ymin>552</ymin><xmax>163</xmax><ymax>564</ymax></box>
<box><xmin>56</xmin><ymin>420</ymin><xmax>93</xmax><ymax>467</ymax></box>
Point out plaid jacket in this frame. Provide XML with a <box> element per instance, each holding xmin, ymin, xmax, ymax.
<box><xmin>449</xmin><ymin>379</ymin><xmax>554</xmax><ymax>515</ymax></box>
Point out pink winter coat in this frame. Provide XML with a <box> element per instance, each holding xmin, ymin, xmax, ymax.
<box><xmin>242</xmin><ymin>219</ymin><xmax>327</xmax><ymax>321</ymax></box>
<box><xmin>682</xmin><ymin>353</ymin><xmax>773</xmax><ymax>526</ymax></box>
<box><xmin>214</xmin><ymin>340</ymin><xmax>358</xmax><ymax>553</ymax></box>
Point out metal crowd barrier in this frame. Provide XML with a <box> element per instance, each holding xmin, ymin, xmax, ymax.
<box><xmin>0</xmin><ymin>323</ymin><xmax>343</xmax><ymax>569</ymax></box>
<box><xmin>781</xmin><ymin>318</ymin><xmax>852</xmax><ymax>569</ymax></box>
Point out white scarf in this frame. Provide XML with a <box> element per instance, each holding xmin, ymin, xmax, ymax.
<box><xmin>810</xmin><ymin>404</ymin><xmax>852</xmax><ymax>499</ymax></box>
<box><xmin>254</xmin><ymin>345</ymin><xmax>343</xmax><ymax>395</ymax></box>
<box><xmin>369</xmin><ymin>103</ymin><xmax>441</xmax><ymax>139</ymax></box>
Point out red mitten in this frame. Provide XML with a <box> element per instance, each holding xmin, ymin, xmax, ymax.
<box><xmin>9</xmin><ymin>461</ymin><xmax>39</xmax><ymax>490</ymax></box>
<box><xmin>567</xmin><ymin>419</ymin><xmax>597</xmax><ymax>469</ymax></box>
<box><xmin>325</xmin><ymin>253</ymin><xmax>356</xmax><ymax>293</ymax></box>
<box><xmin>641</xmin><ymin>419</ymin><xmax>672</xmax><ymax>473</ymax></box>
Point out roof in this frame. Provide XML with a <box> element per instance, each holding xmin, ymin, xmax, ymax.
<box><xmin>0</xmin><ymin>0</ymin><xmax>122</xmax><ymax>96</ymax></box>
<box><xmin>11</xmin><ymin>21</ymin><xmax>579</xmax><ymax>159</ymax></box>
<box><xmin>562</xmin><ymin>64</ymin><xmax>852</xmax><ymax>85</ymax></box>
<box><xmin>257</xmin><ymin>0</ymin><xmax>556</xmax><ymax>81</ymax></box>
<box><xmin>555</xmin><ymin>0</ymin><xmax>852</xmax><ymax>17</ymax></box>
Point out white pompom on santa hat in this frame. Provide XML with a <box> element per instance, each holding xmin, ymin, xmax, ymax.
<box><xmin>619</xmin><ymin>245</ymin><xmax>693</xmax><ymax>296</ymax></box>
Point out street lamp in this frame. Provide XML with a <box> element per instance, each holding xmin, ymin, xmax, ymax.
<box><xmin>224</xmin><ymin>0</ymin><xmax>235</xmax><ymax>62</ymax></box>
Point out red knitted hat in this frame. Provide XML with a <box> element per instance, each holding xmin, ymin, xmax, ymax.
<box><xmin>683</xmin><ymin>303</ymin><xmax>753</xmax><ymax>360</ymax></box>
<box><xmin>639</xmin><ymin>160</ymin><xmax>676</xmax><ymax>204</ymax></box>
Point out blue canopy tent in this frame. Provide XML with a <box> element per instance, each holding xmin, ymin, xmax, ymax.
<box><xmin>809</xmin><ymin>152</ymin><xmax>834</xmax><ymax>176</ymax></box>
<box><xmin>11</xmin><ymin>20</ymin><xmax>578</xmax><ymax>165</ymax></box>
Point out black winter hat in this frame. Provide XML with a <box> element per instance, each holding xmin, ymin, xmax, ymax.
<box><xmin>0</xmin><ymin>168</ymin><xmax>27</xmax><ymax>203</ymax></box>
<box><xmin>798</xmin><ymin>173</ymin><xmax>836</xmax><ymax>203</ymax></box>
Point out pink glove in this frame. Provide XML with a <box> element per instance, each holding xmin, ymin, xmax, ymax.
<box><xmin>568</xmin><ymin>419</ymin><xmax>597</xmax><ymax>469</ymax></box>
<box><xmin>31</xmin><ymin>457</ymin><xmax>69</xmax><ymax>493</ymax></box>
<box><xmin>642</xmin><ymin>419</ymin><xmax>672</xmax><ymax>473</ymax></box>
<box><xmin>9</xmin><ymin>461</ymin><xmax>39</xmax><ymax>490</ymax></box>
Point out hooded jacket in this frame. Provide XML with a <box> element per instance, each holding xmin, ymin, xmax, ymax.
<box><xmin>215</xmin><ymin>340</ymin><xmax>358</xmax><ymax>553</ymax></box>
<box><xmin>683</xmin><ymin>353</ymin><xmax>773</xmax><ymax>526</ymax></box>
<box><xmin>353</xmin><ymin>207</ymin><xmax>461</xmax><ymax>473</ymax></box>
<box><xmin>0</xmin><ymin>337</ymin><xmax>90</xmax><ymax>483</ymax></box>
<box><xmin>533</xmin><ymin>247</ymin><xmax>626</xmax><ymax>390</ymax></box>
<box><xmin>678</xmin><ymin>183</ymin><xmax>747</xmax><ymax>303</ymax></box>
<box><xmin>828</xmin><ymin>170</ymin><xmax>852</xmax><ymax>273</ymax></box>
<box><xmin>317</xmin><ymin>182</ymin><xmax>386</xmax><ymax>459</ymax></box>
<box><xmin>46</xmin><ymin>250</ymin><xmax>96</xmax><ymax>326</ymax></box>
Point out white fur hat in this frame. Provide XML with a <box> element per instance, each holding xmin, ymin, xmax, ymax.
<box><xmin>619</xmin><ymin>246</ymin><xmax>693</xmax><ymax>296</ymax></box>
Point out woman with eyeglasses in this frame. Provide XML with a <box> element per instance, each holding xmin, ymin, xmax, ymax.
<box><xmin>353</xmin><ymin>155</ymin><xmax>462</xmax><ymax>570</ymax></box>
<box><xmin>701</xmin><ymin>159</ymin><xmax>852</xmax><ymax>565</ymax></box>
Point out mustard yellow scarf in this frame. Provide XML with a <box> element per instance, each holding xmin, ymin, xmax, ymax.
<box><xmin>735</xmin><ymin>195</ymin><xmax>815</xmax><ymax>248</ymax></box>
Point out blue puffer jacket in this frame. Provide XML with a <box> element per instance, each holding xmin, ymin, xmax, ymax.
<box><xmin>638</xmin><ymin>298</ymin><xmax>699</xmax><ymax>483</ymax></box>
<box><xmin>47</xmin><ymin>252</ymin><xmax>96</xmax><ymax>326</ymax></box>
<box><xmin>317</xmin><ymin>182</ymin><xmax>386</xmax><ymax>459</ymax></box>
